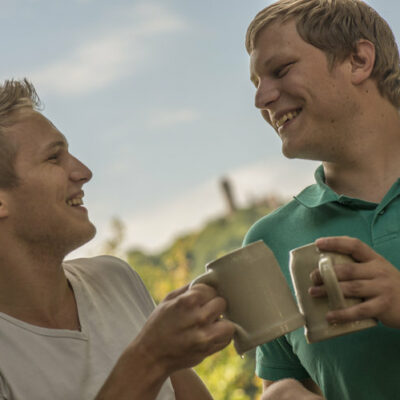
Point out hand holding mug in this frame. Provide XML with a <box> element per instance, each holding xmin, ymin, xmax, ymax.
<box><xmin>311</xmin><ymin>236</ymin><xmax>400</xmax><ymax>329</ymax></box>
<box><xmin>290</xmin><ymin>242</ymin><xmax>376</xmax><ymax>343</ymax></box>
<box><xmin>133</xmin><ymin>284</ymin><xmax>235</xmax><ymax>374</ymax></box>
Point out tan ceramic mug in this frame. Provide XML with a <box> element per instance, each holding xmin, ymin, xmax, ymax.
<box><xmin>190</xmin><ymin>240</ymin><xmax>305</xmax><ymax>355</ymax></box>
<box><xmin>290</xmin><ymin>243</ymin><xmax>377</xmax><ymax>343</ymax></box>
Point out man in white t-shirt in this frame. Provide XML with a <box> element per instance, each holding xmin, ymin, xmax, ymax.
<box><xmin>0</xmin><ymin>79</ymin><xmax>235</xmax><ymax>400</ymax></box>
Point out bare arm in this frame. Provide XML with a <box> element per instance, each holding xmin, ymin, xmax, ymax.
<box><xmin>261</xmin><ymin>378</ymin><xmax>324</xmax><ymax>400</ymax></box>
<box><xmin>94</xmin><ymin>338</ymin><xmax>168</xmax><ymax>400</ymax></box>
<box><xmin>171</xmin><ymin>369</ymin><xmax>213</xmax><ymax>400</ymax></box>
<box><xmin>95</xmin><ymin>284</ymin><xmax>234</xmax><ymax>400</ymax></box>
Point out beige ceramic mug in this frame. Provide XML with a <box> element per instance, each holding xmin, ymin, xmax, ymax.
<box><xmin>190</xmin><ymin>240</ymin><xmax>305</xmax><ymax>355</ymax></box>
<box><xmin>290</xmin><ymin>242</ymin><xmax>377</xmax><ymax>343</ymax></box>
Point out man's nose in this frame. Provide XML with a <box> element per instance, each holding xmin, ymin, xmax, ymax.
<box><xmin>254</xmin><ymin>79</ymin><xmax>280</xmax><ymax>110</ymax></box>
<box><xmin>70</xmin><ymin>157</ymin><xmax>93</xmax><ymax>183</ymax></box>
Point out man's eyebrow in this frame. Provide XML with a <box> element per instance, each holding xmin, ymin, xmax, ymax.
<box><xmin>43</xmin><ymin>138</ymin><xmax>69</xmax><ymax>152</ymax></box>
<box><xmin>255</xmin><ymin>53</ymin><xmax>288</xmax><ymax>71</ymax></box>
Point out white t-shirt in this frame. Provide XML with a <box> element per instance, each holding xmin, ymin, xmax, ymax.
<box><xmin>0</xmin><ymin>255</ymin><xmax>175</xmax><ymax>400</ymax></box>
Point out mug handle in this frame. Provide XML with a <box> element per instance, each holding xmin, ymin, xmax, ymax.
<box><xmin>318</xmin><ymin>255</ymin><xmax>347</xmax><ymax>310</ymax></box>
<box><xmin>189</xmin><ymin>271</ymin><xmax>248</xmax><ymax>341</ymax></box>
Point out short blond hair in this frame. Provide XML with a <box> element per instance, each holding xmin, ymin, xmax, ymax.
<box><xmin>0</xmin><ymin>79</ymin><xmax>41</xmax><ymax>188</ymax></box>
<box><xmin>246</xmin><ymin>0</ymin><xmax>400</xmax><ymax>107</ymax></box>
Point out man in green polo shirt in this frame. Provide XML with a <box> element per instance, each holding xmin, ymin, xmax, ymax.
<box><xmin>244</xmin><ymin>1</ymin><xmax>400</xmax><ymax>399</ymax></box>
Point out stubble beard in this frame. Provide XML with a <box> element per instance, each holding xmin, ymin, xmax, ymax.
<box><xmin>15</xmin><ymin>218</ymin><xmax>97</xmax><ymax>261</ymax></box>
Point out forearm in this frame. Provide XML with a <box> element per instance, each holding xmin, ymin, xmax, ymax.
<box><xmin>171</xmin><ymin>369</ymin><xmax>213</xmax><ymax>400</ymax></box>
<box><xmin>261</xmin><ymin>379</ymin><xmax>324</xmax><ymax>400</ymax></box>
<box><xmin>95</xmin><ymin>339</ymin><xmax>169</xmax><ymax>400</ymax></box>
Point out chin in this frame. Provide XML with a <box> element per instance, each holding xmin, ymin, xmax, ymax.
<box><xmin>282</xmin><ymin>142</ymin><xmax>321</xmax><ymax>161</ymax></box>
<box><xmin>64</xmin><ymin>223</ymin><xmax>97</xmax><ymax>255</ymax></box>
<box><xmin>80</xmin><ymin>223</ymin><xmax>97</xmax><ymax>246</ymax></box>
<box><xmin>282</xmin><ymin>144</ymin><xmax>301</xmax><ymax>159</ymax></box>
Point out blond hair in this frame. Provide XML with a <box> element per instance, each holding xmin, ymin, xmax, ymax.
<box><xmin>0</xmin><ymin>79</ymin><xmax>41</xmax><ymax>188</ymax></box>
<box><xmin>246</xmin><ymin>0</ymin><xmax>400</xmax><ymax>107</ymax></box>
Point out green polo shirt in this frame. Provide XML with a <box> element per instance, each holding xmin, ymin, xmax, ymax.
<box><xmin>243</xmin><ymin>165</ymin><xmax>400</xmax><ymax>400</ymax></box>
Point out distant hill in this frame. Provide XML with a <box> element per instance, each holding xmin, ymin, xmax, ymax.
<box><xmin>127</xmin><ymin>202</ymin><xmax>277</xmax><ymax>291</ymax></box>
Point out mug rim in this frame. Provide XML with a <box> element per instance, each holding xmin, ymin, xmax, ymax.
<box><xmin>205</xmin><ymin>240</ymin><xmax>265</xmax><ymax>268</ymax></box>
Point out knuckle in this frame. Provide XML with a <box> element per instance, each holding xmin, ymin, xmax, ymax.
<box><xmin>377</xmin><ymin>267</ymin><xmax>391</xmax><ymax>280</ymax></box>
<box><xmin>193</xmin><ymin>330</ymin><xmax>212</xmax><ymax>352</ymax></box>
<box><xmin>195</xmin><ymin>299</ymin><xmax>226</xmax><ymax>325</ymax></box>
<box><xmin>220</xmin><ymin>320</ymin><xmax>236</xmax><ymax>336</ymax></box>
<box><xmin>175</xmin><ymin>292</ymin><xmax>200</xmax><ymax>310</ymax></box>
<box><xmin>164</xmin><ymin>291</ymin><xmax>178</xmax><ymax>301</ymax></box>
<box><xmin>355</xmin><ymin>303</ymin><xmax>371</xmax><ymax>319</ymax></box>
<box><xmin>338</xmin><ymin>263</ymin><xmax>355</xmax><ymax>280</ymax></box>
<box><xmin>194</xmin><ymin>310</ymin><xmax>211</xmax><ymax>326</ymax></box>
<box><xmin>155</xmin><ymin>300</ymin><xmax>169</xmax><ymax>315</ymax></box>
<box><xmin>377</xmin><ymin>295</ymin><xmax>391</xmax><ymax>310</ymax></box>
<box><xmin>193</xmin><ymin>322</ymin><xmax>233</xmax><ymax>351</ymax></box>
<box><xmin>350</xmin><ymin>237</ymin><xmax>362</xmax><ymax>251</ymax></box>
<box><xmin>163</xmin><ymin>285</ymin><xmax>189</xmax><ymax>301</ymax></box>
<box><xmin>214</xmin><ymin>296</ymin><xmax>227</xmax><ymax>312</ymax></box>
<box><xmin>191</xmin><ymin>283</ymin><xmax>217</xmax><ymax>296</ymax></box>
<box><xmin>346</xmin><ymin>280</ymin><xmax>364</xmax><ymax>296</ymax></box>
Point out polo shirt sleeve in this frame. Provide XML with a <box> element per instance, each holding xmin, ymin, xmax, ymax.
<box><xmin>256</xmin><ymin>336</ymin><xmax>310</xmax><ymax>382</ymax></box>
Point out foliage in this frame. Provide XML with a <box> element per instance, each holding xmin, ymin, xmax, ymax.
<box><xmin>124</xmin><ymin>203</ymin><xmax>277</xmax><ymax>399</ymax></box>
<box><xmin>128</xmin><ymin>204</ymin><xmax>273</xmax><ymax>295</ymax></box>
<box><xmin>102</xmin><ymin>216</ymin><xmax>126</xmax><ymax>257</ymax></box>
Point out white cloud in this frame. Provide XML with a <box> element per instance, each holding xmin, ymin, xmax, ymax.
<box><xmin>30</xmin><ymin>3</ymin><xmax>187</xmax><ymax>96</ymax></box>
<box><xmin>148</xmin><ymin>108</ymin><xmax>200</xmax><ymax>129</ymax></box>
<box><xmin>226</xmin><ymin>158</ymin><xmax>319</xmax><ymax>204</ymax></box>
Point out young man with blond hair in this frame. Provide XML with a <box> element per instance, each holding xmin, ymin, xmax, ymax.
<box><xmin>0</xmin><ymin>79</ymin><xmax>235</xmax><ymax>399</ymax></box>
<box><xmin>244</xmin><ymin>0</ymin><xmax>400</xmax><ymax>399</ymax></box>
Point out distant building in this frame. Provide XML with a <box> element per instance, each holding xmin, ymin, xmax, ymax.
<box><xmin>220</xmin><ymin>177</ymin><xmax>237</xmax><ymax>216</ymax></box>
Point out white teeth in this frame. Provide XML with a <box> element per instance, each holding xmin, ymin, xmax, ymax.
<box><xmin>67</xmin><ymin>198</ymin><xmax>83</xmax><ymax>207</ymax></box>
<box><xmin>276</xmin><ymin>110</ymin><xmax>300</xmax><ymax>128</ymax></box>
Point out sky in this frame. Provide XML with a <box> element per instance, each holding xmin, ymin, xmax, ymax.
<box><xmin>1</xmin><ymin>0</ymin><xmax>399</xmax><ymax>258</ymax></box>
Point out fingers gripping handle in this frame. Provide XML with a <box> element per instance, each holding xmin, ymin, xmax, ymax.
<box><xmin>189</xmin><ymin>270</ymin><xmax>248</xmax><ymax>341</ymax></box>
<box><xmin>318</xmin><ymin>256</ymin><xmax>347</xmax><ymax>310</ymax></box>
<box><xmin>189</xmin><ymin>269</ymin><xmax>219</xmax><ymax>289</ymax></box>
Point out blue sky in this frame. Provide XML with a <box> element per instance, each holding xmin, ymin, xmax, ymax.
<box><xmin>1</xmin><ymin>0</ymin><xmax>398</xmax><ymax>256</ymax></box>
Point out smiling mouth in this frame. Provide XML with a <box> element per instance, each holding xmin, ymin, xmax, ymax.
<box><xmin>275</xmin><ymin>108</ymin><xmax>302</xmax><ymax>129</ymax></box>
<box><xmin>66</xmin><ymin>197</ymin><xmax>84</xmax><ymax>207</ymax></box>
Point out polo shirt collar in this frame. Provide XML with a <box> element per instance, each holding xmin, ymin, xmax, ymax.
<box><xmin>294</xmin><ymin>164</ymin><xmax>391</xmax><ymax>210</ymax></box>
<box><xmin>294</xmin><ymin>165</ymin><xmax>338</xmax><ymax>208</ymax></box>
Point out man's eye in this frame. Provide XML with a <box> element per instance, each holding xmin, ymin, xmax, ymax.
<box><xmin>275</xmin><ymin>63</ymin><xmax>294</xmax><ymax>78</ymax></box>
<box><xmin>47</xmin><ymin>154</ymin><xmax>60</xmax><ymax>162</ymax></box>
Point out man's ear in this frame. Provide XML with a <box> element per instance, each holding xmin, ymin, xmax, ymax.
<box><xmin>350</xmin><ymin>39</ymin><xmax>376</xmax><ymax>85</ymax></box>
<box><xmin>0</xmin><ymin>193</ymin><xmax>9</xmax><ymax>218</ymax></box>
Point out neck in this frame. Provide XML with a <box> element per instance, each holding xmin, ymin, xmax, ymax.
<box><xmin>323</xmin><ymin>160</ymin><xmax>399</xmax><ymax>203</ymax></box>
<box><xmin>0</xmin><ymin>240</ymin><xmax>80</xmax><ymax>330</ymax></box>
<box><xmin>322</xmin><ymin>97</ymin><xmax>400</xmax><ymax>203</ymax></box>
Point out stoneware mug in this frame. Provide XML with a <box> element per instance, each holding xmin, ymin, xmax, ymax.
<box><xmin>190</xmin><ymin>240</ymin><xmax>305</xmax><ymax>355</ymax></box>
<box><xmin>289</xmin><ymin>242</ymin><xmax>377</xmax><ymax>343</ymax></box>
